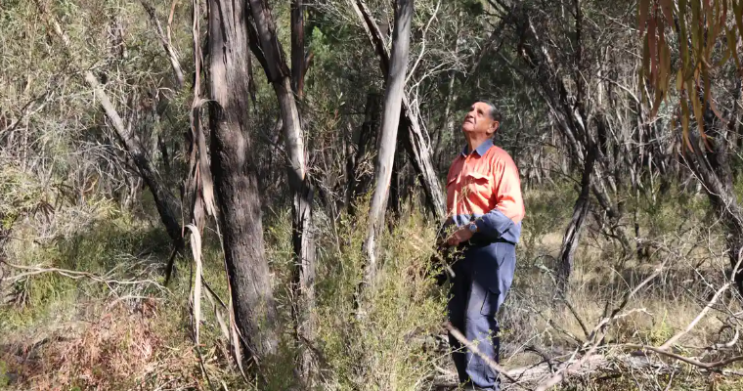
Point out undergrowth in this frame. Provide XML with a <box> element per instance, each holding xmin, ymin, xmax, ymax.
<box><xmin>1</xmin><ymin>173</ymin><xmax>742</xmax><ymax>390</ymax></box>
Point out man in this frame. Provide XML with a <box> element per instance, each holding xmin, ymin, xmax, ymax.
<box><xmin>443</xmin><ymin>101</ymin><xmax>525</xmax><ymax>390</ymax></box>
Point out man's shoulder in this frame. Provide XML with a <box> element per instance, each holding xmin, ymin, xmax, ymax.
<box><xmin>487</xmin><ymin>145</ymin><xmax>516</xmax><ymax>164</ymax></box>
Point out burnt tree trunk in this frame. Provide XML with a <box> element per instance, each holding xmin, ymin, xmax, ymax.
<box><xmin>557</xmin><ymin>146</ymin><xmax>596</xmax><ymax>294</ymax></box>
<box><xmin>347</xmin><ymin>92</ymin><xmax>382</xmax><ymax>216</ymax></box>
<box><xmin>206</xmin><ymin>0</ymin><xmax>279</xmax><ymax>364</ymax></box>
<box><xmin>684</xmin><ymin>96</ymin><xmax>743</xmax><ymax>294</ymax></box>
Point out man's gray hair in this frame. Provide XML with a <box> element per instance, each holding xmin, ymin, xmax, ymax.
<box><xmin>481</xmin><ymin>101</ymin><xmax>501</xmax><ymax>123</ymax></box>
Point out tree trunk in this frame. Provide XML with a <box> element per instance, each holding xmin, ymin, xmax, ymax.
<box><xmin>291</xmin><ymin>0</ymin><xmax>306</xmax><ymax>99</ymax></box>
<box><xmin>684</xmin><ymin>95</ymin><xmax>743</xmax><ymax>294</ymax></box>
<box><xmin>399</xmin><ymin>99</ymin><xmax>446</xmax><ymax>221</ymax></box>
<box><xmin>248</xmin><ymin>0</ymin><xmax>317</xmax><ymax>385</ymax></box>
<box><xmin>361</xmin><ymin>0</ymin><xmax>414</xmax><ymax>289</ymax></box>
<box><xmin>350</xmin><ymin>0</ymin><xmax>445</xmax><ymax>222</ymax></box>
<box><xmin>206</xmin><ymin>0</ymin><xmax>279</xmax><ymax>364</ymax></box>
<box><xmin>557</xmin><ymin>146</ymin><xmax>596</xmax><ymax>294</ymax></box>
<box><xmin>347</xmin><ymin>92</ymin><xmax>382</xmax><ymax>215</ymax></box>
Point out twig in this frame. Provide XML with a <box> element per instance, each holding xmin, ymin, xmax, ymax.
<box><xmin>444</xmin><ymin>321</ymin><xmax>524</xmax><ymax>386</ymax></box>
<box><xmin>561</xmin><ymin>297</ymin><xmax>590</xmax><ymax>340</ymax></box>
<box><xmin>534</xmin><ymin>264</ymin><xmax>665</xmax><ymax>391</ymax></box>
<box><xmin>2</xmin><ymin>260</ymin><xmax>163</xmax><ymax>290</ymax></box>
<box><xmin>624</xmin><ymin>344</ymin><xmax>743</xmax><ymax>371</ymax></box>
<box><xmin>660</xmin><ymin>250</ymin><xmax>743</xmax><ymax>350</ymax></box>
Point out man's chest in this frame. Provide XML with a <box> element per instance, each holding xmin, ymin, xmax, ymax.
<box><xmin>447</xmin><ymin>157</ymin><xmax>496</xmax><ymax>203</ymax></box>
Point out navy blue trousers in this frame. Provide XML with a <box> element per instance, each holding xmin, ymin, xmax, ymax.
<box><xmin>448</xmin><ymin>241</ymin><xmax>516</xmax><ymax>391</ymax></box>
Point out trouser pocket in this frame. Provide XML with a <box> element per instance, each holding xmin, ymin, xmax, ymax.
<box><xmin>480</xmin><ymin>286</ymin><xmax>501</xmax><ymax>316</ymax></box>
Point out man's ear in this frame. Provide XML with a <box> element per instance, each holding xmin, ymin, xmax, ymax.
<box><xmin>488</xmin><ymin>120</ymin><xmax>500</xmax><ymax>135</ymax></box>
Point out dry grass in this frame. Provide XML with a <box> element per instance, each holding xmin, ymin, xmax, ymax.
<box><xmin>2</xmin><ymin>178</ymin><xmax>743</xmax><ymax>391</ymax></box>
<box><xmin>0</xmin><ymin>301</ymin><xmax>201</xmax><ymax>390</ymax></box>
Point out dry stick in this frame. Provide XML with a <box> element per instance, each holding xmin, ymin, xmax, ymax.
<box><xmin>140</xmin><ymin>0</ymin><xmax>185</xmax><ymax>88</ymax></box>
<box><xmin>562</xmin><ymin>298</ymin><xmax>590</xmax><ymax>340</ymax></box>
<box><xmin>444</xmin><ymin>321</ymin><xmax>525</xmax><ymax>386</ymax></box>
<box><xmin>2</xmin><ymin>261</ymin><xmax>163</xmax><ymax>289</ymax></box>
<box><xmin>533</xmin><ymin>263</ymin><xmax>666</xmax><ymax>391</ymax></box>
<box><xmin>186</xmin><ymin>225</ymin><xmax>203</xmax><ymax>346</ymax></box>
<box><xmin>660</xmin><ymin>250</ymin><xmax>743</xmax><ymax>350</ymax></box>
<box><xmin>624</xmin><ymin>344</ymin><xmax>743</xmax><ymax>371</ymax></box>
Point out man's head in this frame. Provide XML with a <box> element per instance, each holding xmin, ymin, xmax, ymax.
<box><xmin>461</xmin><ymin>101</ymin><xmax>500</xmax><ymax>137</ymax></box>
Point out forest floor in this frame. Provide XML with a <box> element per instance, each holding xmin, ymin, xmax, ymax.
<box><xmin>2</xmin><ymin>185</ymin><xmax>743</xmax><ymax>390</ymax></box>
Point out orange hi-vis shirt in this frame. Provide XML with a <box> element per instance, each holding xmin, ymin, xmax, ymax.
<box><xmin>446</xmin><ymin>139</ymin><xmax>525</xmax><ymax>244</ymax></box>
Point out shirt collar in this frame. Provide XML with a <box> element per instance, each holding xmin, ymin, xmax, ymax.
<box><xmin>461</xmin><ymin>139</ymin><xmax>494</xmax><ymax>157</ymax></box>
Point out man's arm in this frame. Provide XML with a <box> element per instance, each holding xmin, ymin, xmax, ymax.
<box><xmin>473</xmin><ymin>155</ymin><xmax>525</xmax><ymax>242</ymax></box>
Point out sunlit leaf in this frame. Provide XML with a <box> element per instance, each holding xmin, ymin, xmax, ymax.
<box><xmin>687</xmin><ymin>78</ymin><xmax>705</xmax><ymax>136</ymax></box>
<box><xmin>692</xmin><ymin>0</ymin><xmax>701</xmax><ymax>60</ymax></box>
<box><xmin>639</xmin><ymin>0</ymin><xmax>651</xmax><ymax>36</ymax></box>
<box><xmin>649</xmin><ymin>16</ymin><xmax>658</xmax><ymax>84</ymax></box>
<box><xmin>679</xmin><ymin>6</ymin><xmax>691</xmax><ymax>76</ymax></box>
<box><xmin>643</xmin><ymin>32</ymin><xmax>651</xmax><ymax>81</ymax></box>
<box><xmin>660</xmin><ymin>0</ymin><xmax>675</xmax><ymax>28</ymax></box>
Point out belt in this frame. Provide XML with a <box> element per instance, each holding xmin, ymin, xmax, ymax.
<box><xmin>458</xmin><ymin>237</ymin><xmax>515</xmax><ymax>250</ymax></box>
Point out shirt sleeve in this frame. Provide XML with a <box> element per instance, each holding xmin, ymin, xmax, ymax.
<box><xmin>473</xmin><ymin>154</ymin><xmax>525</xmax><ymax>242</ymax></box>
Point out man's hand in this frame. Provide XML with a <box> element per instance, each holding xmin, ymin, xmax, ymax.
<box><xmin>446</xmin><ymin>226</ymin><xmax>474</xmax><ymax>247</ymax></box>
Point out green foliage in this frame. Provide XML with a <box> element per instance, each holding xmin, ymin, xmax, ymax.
<box><xmin>309</xmin><ymin>206</ymin><xmax>447</xmax><ymax>391</ymax></box>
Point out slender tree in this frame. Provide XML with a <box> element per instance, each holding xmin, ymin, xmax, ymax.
<box><xmin>247</xmin><ymin>0</ymin><xmax>317</xmax><ymax>385</ymax></box>
<box><xmin>361</xmin><ymin>0</ymin><xmax>415</xmax><ymax>288</ymax></box>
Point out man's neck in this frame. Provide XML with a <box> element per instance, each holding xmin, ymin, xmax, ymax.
<box><xmin>466</xmin><ymin>134</ymin><xmax>490</xmax><ymax>154</ymax></box>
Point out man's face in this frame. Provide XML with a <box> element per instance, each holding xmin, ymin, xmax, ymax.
<box><xmin>462</xmin><ymin>102</ymin><xmax>498</xmax><ymax>136</ymax></box>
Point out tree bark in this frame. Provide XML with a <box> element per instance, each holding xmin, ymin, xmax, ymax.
<box><xmin>291</xmin><ymin>0</ymin><xmax>306</xmax><ymax>99</ymax></box>
<box><xmin>350</xmin><ymin>0</ymin><xmax>445</xmax><ymax>221</ymax></box>
<box><xmin>247</xmin><ymin>0</ymin><xmax>317</xmax><ymax>385</ymax></box>
<box><xmin>206</xmin><ymin>0</ymin><xmax>279</xmax><ymax>363</ymax></box>
<box><xmin>361</xmin><ymin>0</ymin><xmax>414</xmax><ymax>289</ymax></box>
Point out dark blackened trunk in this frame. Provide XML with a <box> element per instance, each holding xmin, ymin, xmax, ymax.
<box><xmin>399</xmin><ymin>101</ymin><xmax>446</xmax><ymax>221</ymax></box>
<box><xmin>687</xmin><ymin>133</ymin><xmax>743</xmax><ymax>293</ymax></box>
<box><xmin>347</xmin><ymin>92</ymin><xmax>381</xmax><ymax>215</ymax></box>
<box><xmin>389</xmin><ymin>133</ymin><xmax>405</xmax><ymax>220</ymax></box>
<box><xmin>291</xmin><ymin>0</ymin><xmax>306</xmax><ymax>99</ymax></box>
<box><xmin>207</xmin><ymin>0</ymin><xmax>279</xmax><ymax>363</ymax></box>
<box><xmin>557</xmin><ymin>146</ymin><xmax>596</xmax><ymax>294</ymax></box>
<box><xmin>687</xmin><ymin>97</ymin><xmax>743</xmax><ymax>294</ymax></box>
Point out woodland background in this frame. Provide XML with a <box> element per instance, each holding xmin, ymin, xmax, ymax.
<box><xmin>3</xmin><ymin>0</ymin><xmax>743</xmax><ymax>390</ymax></box>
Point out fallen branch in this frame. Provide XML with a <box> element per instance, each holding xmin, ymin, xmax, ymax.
<box><xmin>624</xmin><ymin>344</ymin><xmax>743</xmax><ymax>371</ymax></box>
<box><xmin>1</xmin><ymin>260</ymin><xmax>163</xmax><ymax>291</ymax></box>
